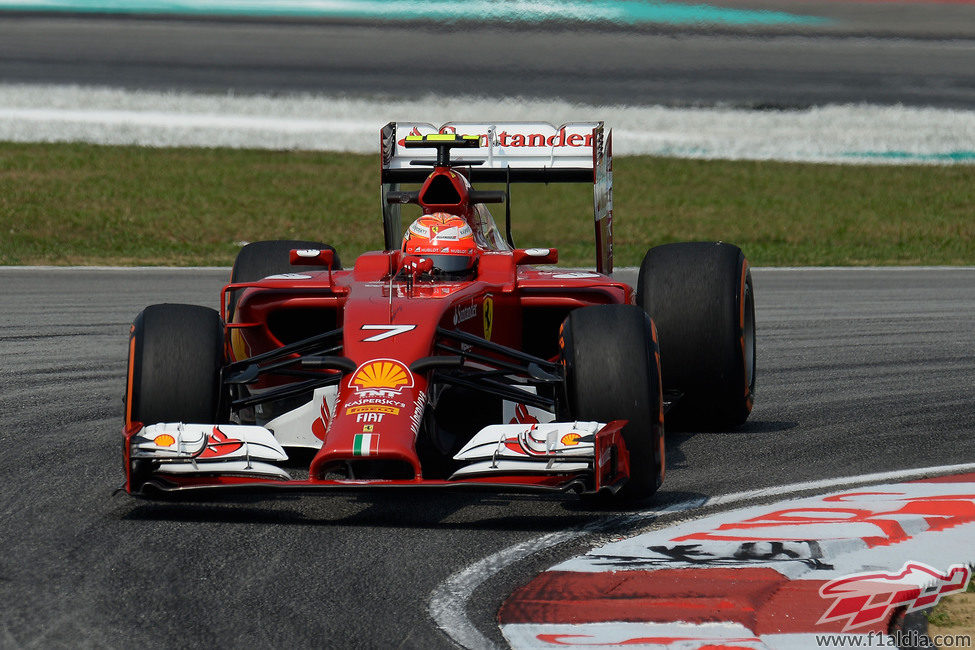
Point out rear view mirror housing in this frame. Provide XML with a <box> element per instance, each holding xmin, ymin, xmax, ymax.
<box><xmin>513</xmin><ymin>248</ymin><xmax>558</xmax><ymax>265</ymax></box>
<box><xmin>289</xmin><ymin>248</ymin><xmax>335</xmax><ymax>267</ymax></box>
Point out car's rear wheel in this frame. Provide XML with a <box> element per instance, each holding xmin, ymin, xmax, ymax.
<box><xmin>228</xmin><ymin>240</ymin><xmax>340</xmax><ymax>320</ymax></box>
<box><xmin>637</xmin><ymin>241</ymin><xmax>755</xmax><ymax>430</ymax></box>
<box><xmin>125</xmin><ymin>303</ymin><xmax>225</xmax><ymax>427</ymax></box>
<box><xmin>560</xmin><ymin>304</ymin><xmax>664</xmax><ymax>501</ymax></box>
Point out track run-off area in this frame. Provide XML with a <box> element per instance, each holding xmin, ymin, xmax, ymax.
<box><xmin>1</xmin><ymin>1</ymin><xmax>974</xmax><ymax>648</ymax></box>
<box><xmin>1</xmin><ymin>84</ymin><xmax>975</xmax><ymax>164</ymax></box>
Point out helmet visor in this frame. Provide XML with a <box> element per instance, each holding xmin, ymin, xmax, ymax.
<box><xmin>423</xmin><ymin>254</ymin><xmax>476</xmax><ymax>273</ymax></box>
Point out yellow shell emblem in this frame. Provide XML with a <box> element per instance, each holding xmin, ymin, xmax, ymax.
<box><xmin>350</xmin><ymin>359</ymin><xmax>414</xmax><ymax>392</ymax></box>
<box><xmin>153</xmin><ymin>434</ymin><xmax>176</xmax><ymax>447</ymax></box>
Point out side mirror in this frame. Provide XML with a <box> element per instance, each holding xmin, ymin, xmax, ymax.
<box><xmin>289</xmin><ymin>248</ymin><xmax>335</xmax><ymax>268</ymax></box>
<box><xmin>513</xmin><ymin>248</ymin><xmax>558</xmax><ymax>265</ymax></box>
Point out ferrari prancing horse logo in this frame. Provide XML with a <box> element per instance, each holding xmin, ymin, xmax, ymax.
<box><xmin>483</xmin><ymin>295</ymin><xmax>494</xmax><ymax>341</ymax></box>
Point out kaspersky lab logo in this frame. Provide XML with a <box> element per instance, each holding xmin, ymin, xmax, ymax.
<box><xmin>818</xmin><ymin>561</ymin><xmax>971</xmax><ymax>631</ymax></box>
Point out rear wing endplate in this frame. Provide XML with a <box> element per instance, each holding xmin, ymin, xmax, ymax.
<box><xmin>380</xmin><ymin>121</ymin><xmax>614</xmax><ymax>274</ymax></box>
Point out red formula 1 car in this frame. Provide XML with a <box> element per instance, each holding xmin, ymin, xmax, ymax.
<box><xmin>122</xmin><ymin>122</ymin><xmax>756</xmax><ymax>502</ymax></box>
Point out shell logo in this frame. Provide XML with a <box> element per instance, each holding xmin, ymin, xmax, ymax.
<box><xmin>153</xmin><ymin>434</ymin><xmax>176</xmax><ymax>447</ymax></box>
<box><xmin>350</xmin><ymin>359</ymin><xmax>415</xmax><ymax>393</ymax></box>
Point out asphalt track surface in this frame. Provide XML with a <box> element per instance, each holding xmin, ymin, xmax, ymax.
<box><xmin>1</xmin><ymin>6</ymin><xmax>975</xmax><ymax>108</ymax></box>
<box><xmin>1</xmin><ymin>267</ymin><xmax>973</xmax><ymax>648</ymax></box>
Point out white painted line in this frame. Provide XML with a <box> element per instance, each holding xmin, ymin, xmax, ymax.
<box><xmin>429</xmin><ymin>462</ymin><xmax>975</xmax><ymax>649</ymax></box>
<box><xmin>429</xmin><ymin>529</ymin><xmax>592</xmax><ymax>650</ymax></box>
<box><xmin>2</xmin><ymin>84</ymin><xmax>974</xmax><ymax>164</ymax></box>
<box><xmin>0</xmin><ymin>107</ymin><xmax>374</xmax><ymax>133</ymax></box>
<box><xmin>747</xmin><ymin>266</ymin><xmax>975</xmax><ymax>272</ymax></box>
<box><xmin>619</xmin><ymin>266</ymin><xmax>975</xmax><ymax>275</ymax></box>
<box><xmin>706</xmin><ymin>461</ymin><xmax>975</xmax><ymax>510</ymax></box>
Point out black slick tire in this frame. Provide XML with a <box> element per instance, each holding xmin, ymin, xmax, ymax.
<box><xmin>637</xmin><ymin>241</ymin><xmax>756</xmax><ymax>430</ymax></box>
<box><xmin>561</xmin><ymin>304</ymin><xmax>664</xmax><ymax>501</ymax></box>
<box><xmin>125</xmin><ymin>303</ymin><xmax>225</xmax><ymax>427</ymax></box>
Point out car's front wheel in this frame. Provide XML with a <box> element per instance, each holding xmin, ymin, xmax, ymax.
<box><xmin>560</xmin><ymin>304</ymin><xmax>664</xmax><ymax>501</ymax></box>
<box><xmin>125</xmin><ymin>303</ymin><xmax>225</xmax><ymax>428</ymax></box>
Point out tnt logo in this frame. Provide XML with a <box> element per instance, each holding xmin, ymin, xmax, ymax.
<box><xmin>818</xmin><ymin>561</ymin><xmax>971</xmax><ymax>631</ymax></box>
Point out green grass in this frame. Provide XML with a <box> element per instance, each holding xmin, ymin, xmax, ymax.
<box><xmin>928</xmin><ymin>604</ymin><xmax>956</xmax><ymax>627</ymax></box>
<box><xmin>928</xmin><ymin>566</ymin><xmax>975</xmax><ymax>628</ymax></box>
<box><xmin>1</xmin><ymin>142</ymin><xmax>972</xmax><ymax>266</ymax></box>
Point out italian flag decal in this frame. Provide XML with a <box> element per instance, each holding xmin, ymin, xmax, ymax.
<box><xmin>353</xmin><ymin>433</ymin><xmax>379</xmax><ymax>456</ymax></box>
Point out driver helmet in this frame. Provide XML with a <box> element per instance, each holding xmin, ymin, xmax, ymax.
<box><xmin>402</xmin><ymin>213</ymin><xmax>479</xmax><ymax>273</ymax></box>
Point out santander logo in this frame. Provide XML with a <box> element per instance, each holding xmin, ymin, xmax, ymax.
<box><xmin>398</xmin><ymin>125</ymin><xmax>594</xmax><ymax>149</ymax></box>
<box><xmin>453</xmin><ymin>303</ymin><xmax>477</xmax><ymax>325</ymax></box>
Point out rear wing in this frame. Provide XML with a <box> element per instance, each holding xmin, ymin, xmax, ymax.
<box><xmin>380</xmin><ymin>121</ymin><xmax>614</xmax><ymax>274</ymax></box>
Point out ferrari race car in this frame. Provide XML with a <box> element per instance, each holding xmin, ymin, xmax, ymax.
<box><xmin>122</xmin><ymin>122</ymin><xmax>756</xmax><ymax>502</ymax></box>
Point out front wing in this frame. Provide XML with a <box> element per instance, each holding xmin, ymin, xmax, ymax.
<box><xmin>123</xmin><ymin>420</ymin><xmax>630</xmax><ymax>496</ymax></box>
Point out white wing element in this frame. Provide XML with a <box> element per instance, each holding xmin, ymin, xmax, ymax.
<box><xmin>157</xmin><ymin>460</ymin><xmax>290</xmax><ymax>480</ymax></box>
<box><xmin>451</xmin><ymin>459</ymin><xmax>592</xmax><ymax>478</ymax></box>
<box><xmin>450</xmin><ymin>422</ymin><xmax>606</xmax><ymax>480</ymax></box>
<box><xmin>131</xmin><ymin>422</ymin><xmax>210</xmax><ymax>458</ymax></box>
<box><xmin>454</xmin><ymin>422</ymin><xmax>603</xmax><ymax>462</ymax></box>
<box><xmin>388</xmin><ymin>122</ymin><xmax>601</xmax><ymax>170</ymax></box>
<box><xmin>264</xmin><ymin>386</ymin><xmax>337</xmax><ymax>449</ymax></box>
<box><xmin>131</xmin><ymin>423</ymin><xmax>290</xmax><ymax>479</ymax></box>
